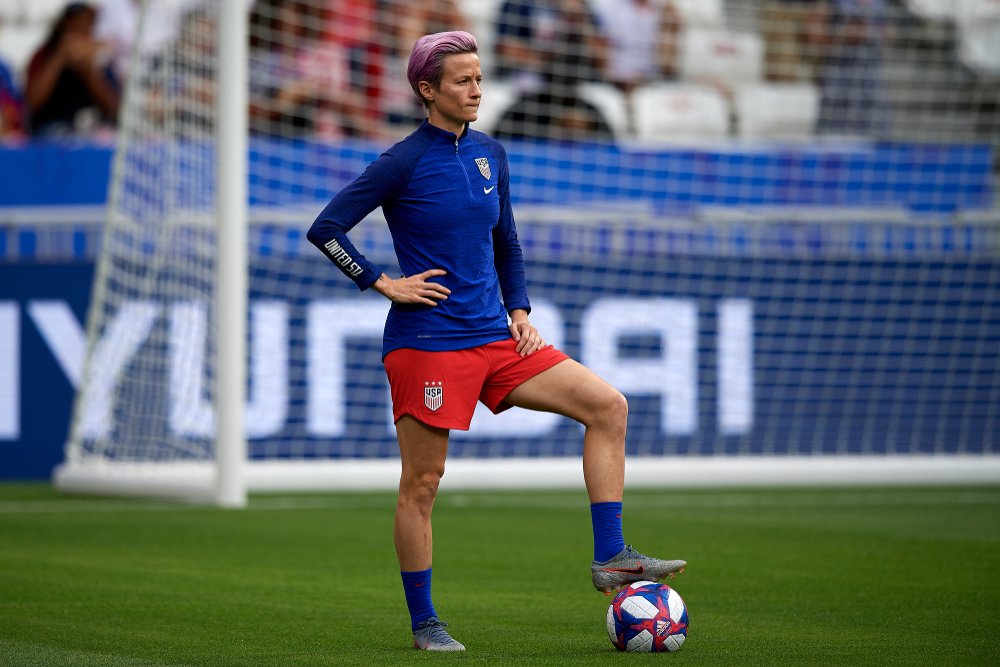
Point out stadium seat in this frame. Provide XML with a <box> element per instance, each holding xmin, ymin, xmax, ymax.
<box><xmin>669</xmin><ymin>0</ymin><xmax>725</xmax><ymax>28</ymax></box>
<box><xmin>577</xmin><ymin>82</ymin><xmax>629</xmax><ymax>140</ymax></box>
<box><xmin>0</xmin><ymin>23</ymin><xmax>46</xmax><ymax>82</ymax></box>
<box><xmin>23</xmin><ymin>0</ymin><xmax>67</xmax><ymax>26</ymax></box>
<box><xmin>958</xmin><ymin>22</ymin><xmax>1000</xmax><ymax>74</ymax></box>
<box><xmin>958</xmin><ymin>0</ymin><xmax>1000</xmax><ymax>20</ymax></box>
<box><xmin>734</xmin><ymin>83</ymin><xmax>819</xmax><ymax>140</ymax></box>
<box><xmin>0</xmin><ymin>0</ymin><xmax>24</xmax><ymax>22</ymax></box>
<box><xmin>632</xmin><ymin>83</ymin><xmax>729</xmax><ymax>141</ymax></box>
<box><xmin>955</xmin><ymin>0</ymin><xmax>1000</xmax><ymax>75</ymax></box>
<box><xmin>678</xmin><ymin>27</ymin><xmax>764</xmax><ymax>93</ymax></box>
<box><xmin>905</xmin><ymin>0</ymin><xmax>957</xmax><ymax>21</ymax></box>
<box><xmin>473</xmin><ymin>78</ymin><xmax>516</xmax><ymax>136</ymax></box>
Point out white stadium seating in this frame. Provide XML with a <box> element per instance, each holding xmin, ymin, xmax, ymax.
<box><xmin>958</xmin><ymin>0</ymin><xmax>1000</xmax><ymax>20</ymax></box>
<box><xmin>958</xmin><ymin>22</ymin><xmax>1000</xmax><ymax>74</ymax></box>
<box><xmin>0</xmin><ymin>0</ymin><xmax>69</xmax><ymax>82</ymax></box>
<box><xmin>22</xmin><ymin>0</ymin><xmax>69</xmax><ymax>26</ymax></box>
<box><xmin>904</xmin><ymin>0</ymin><xmax>1000</xmax><ymax>75</ymax></box>
<box><xmin>632</xmin><ymin>83</ymin><xmax>729</xmax><ymax>141</ymax></box>
<box><xmin>956</xmin><ymin>0</ymin><xmax>1000</xmax><ymax>74</ymax></box>
<box><xmin>0</xmin><ymin>0</ymin><xmax>23</xmax><ymax>22</ymax></box>
<box><xmin>905</xmin><ymin>0</ymin><xmax>957</xmax><ymax>21</ymax></box>
<box><xmin>0</xmin><ymin>23</ymin><xmax>46</xmax><ymax>82</ymax></box>
<box><xmin>578</xmin><ymin>81</ymin><xmax>629</xmax><ymax>140</ymax></box>
<box><xmin>668</xmin><ymin>0</ymin><xmax>725</xmax><ymax>28</ymax></box>
<box><xmin>734</xmin><ymin>83</ymin><xmax>819</xmax><ymax>141</ymax></box>
<box><xmin>678</xmin><ymin>27</ymin><xmax>764</xmax><ymax>93</ymax></box>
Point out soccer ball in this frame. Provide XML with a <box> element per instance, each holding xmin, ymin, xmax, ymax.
<box><xmin>606</xmin><ymin>581</ymin><xmax>688</xmax><ymax>653</ymax></box>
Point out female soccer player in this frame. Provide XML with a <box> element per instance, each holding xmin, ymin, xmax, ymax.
<box><xmin>307</xmin><ymin>31</ymin><xmax>685</xmax><ymax>651</ymax></box>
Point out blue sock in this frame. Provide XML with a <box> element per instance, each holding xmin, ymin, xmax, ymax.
<box><xmin>591</xmin><ymin>502</ymin><xmax>626</xmax><ymax>563</ymax></box>
<box><xmin>401</xmin><ymin>568</ymin><xmax>437</xmax><ymax>631</ymax></box>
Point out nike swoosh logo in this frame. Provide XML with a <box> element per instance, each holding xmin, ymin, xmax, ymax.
<box><xmin>414</xmin><ymin>582</ymin><xmax>425</xmax><ymax>587</ymax></box>
<box><xmin>602</xmin><ymin>564</ymin><xmax>644</xmax><ymax>575</ymax></box>
<box><xmin>484</xmin><ymin>186</ymin><xmax>495</xmax><ymax>194</ymax></box>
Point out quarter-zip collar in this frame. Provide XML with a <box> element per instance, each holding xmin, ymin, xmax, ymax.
<box><xmin>417</xmin><ymin>119</ymin><xmax>470</xmax><ymax>144</ymax></box>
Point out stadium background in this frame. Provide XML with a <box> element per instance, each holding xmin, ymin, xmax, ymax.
<box><xmin>0</xmin><ymin>0</ymin><xmax>998</xmax><ymax>486</ymax></box>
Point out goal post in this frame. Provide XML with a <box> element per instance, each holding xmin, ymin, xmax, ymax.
<box><xmin>214</xmin><ymin>0</ymin><xmax>250</xmax><ymax>508</ymax></box>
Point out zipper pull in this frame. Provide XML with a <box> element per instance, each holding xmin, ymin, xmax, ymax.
<box><xmin>455</xmin><ymin>137</ymin><xmax>459</xmax><ymax>153</ymax></box>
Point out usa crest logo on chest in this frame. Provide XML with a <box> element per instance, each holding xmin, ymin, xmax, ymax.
<box><xmin>424</xmin><ymin>382</ymin><xmax>443</xmax><ymax>411</ymax></box>
<box><xmin>474</xmin><ymin>157</ymin><xmax>491</xmax><ymax>180</ymax></box>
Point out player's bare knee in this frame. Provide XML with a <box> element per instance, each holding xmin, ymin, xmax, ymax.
<box><xmin>415</xmin><ymin>468</ymin><xmax>443</xmax><ymax>502</ymax></box>
<box><xmin>606</xmin><ymin>390</ymin><xmax>628</xmax><ymax>437</ymax></box>
<box><xmin>399</xmin><ymin>471</ymin><xmax>441</xmax><ymax>516</ymax></box>
<box><xmin>401</xmin><ymin>461</ymin><xmax>442</xmax><ymax>493</ymax></box>
<box><xmin>422</xmin><ymin>468</ymin><xmax>443</xmax><ymax>496</ymax></box>
<box><xmin>590</xmin><ymin>388</ymin><xmax>627</xmax><ymax>433</ymax></box>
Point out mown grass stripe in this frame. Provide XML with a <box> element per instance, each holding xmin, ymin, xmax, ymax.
<box><xmin>1</xmin><ymin>490</ymin><xmax>998</xmax><ymax>515</ymax></box>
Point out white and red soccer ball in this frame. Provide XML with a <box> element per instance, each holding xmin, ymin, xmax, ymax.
<box><xmin>606</xmin><ymin>581</ymin><xmax>689</xmax><ymax>653</ymax></box>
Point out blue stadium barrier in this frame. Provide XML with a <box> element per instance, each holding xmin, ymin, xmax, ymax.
<box><xmin>0</xmin><ymin>140</ymin><xmax>992</xmax><ymax>212</ymax></box>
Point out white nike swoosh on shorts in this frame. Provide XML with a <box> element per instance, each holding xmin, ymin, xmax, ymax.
<box><xmin>484</xmin><ymin>186</ymin><xmax>495</xmax><ymax>194</ymax></box>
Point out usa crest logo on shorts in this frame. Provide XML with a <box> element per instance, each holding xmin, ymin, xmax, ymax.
<box><xmin>475</xmin><ymin>157</ymin><xmax>491</xmax><ymax>180</ymax></box>
<box><xmin>424</xmin><ymin>382</ymin><xmax>443</xmax><ymax>411</ymax></box>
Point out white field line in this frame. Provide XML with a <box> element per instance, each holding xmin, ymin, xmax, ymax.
<box><xmin>1</xmin><ymin>491</ymin><xmax>998</xmax><ymax>515</ymax></box>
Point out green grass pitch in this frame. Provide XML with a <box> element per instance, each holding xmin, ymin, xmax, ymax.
<box><xmin>0</xmin><ymin>484</ymin><xmax>997</xmax><ymax>666</ymax></box>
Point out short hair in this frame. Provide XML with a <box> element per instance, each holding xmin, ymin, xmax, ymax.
<box><xmin>407</xmin><ymin>31</ymin><xmax>479</xmax><ymax>110</ymax></box>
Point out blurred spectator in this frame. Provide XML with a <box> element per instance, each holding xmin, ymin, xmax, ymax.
<box><xmin>494</xmin><ymin>0</ymin><xmax>611</xmax><ymax>141</ymax></box>
<box><xmin>249</xmin><ymin>0</ymin><xmax>369</xmax><ymax>137</ymax></box>
<box><xmin>761</xmin><ymin>0</ymin><xmax>823</xmax><ymax>83</ymax></box>
<box><xmin>378</xmin><ymin>0</ymin><xmax>469</xmax><ymax>133</ymax></box>
<box><xmin>495</xmin><ymin>0</ymin><xmax>606</xmax><ymax>93</ymax></box>
<box><xmin>96</xmin><ymin>0</ymin><xmax>256</xmax><ymax>86</ymax></box>
<box><xmin>421</xmin><ymin>0</ymin><xmax>471</xmax><ymax>34</ymax></box>
<box><xmin>170</xmin><ymin>9</ymin><xmax>216</xmax><ymax>135</ymax></box>
<box><xmin>25</xmin><ymin>3</ymin><xmax>120</xmax><ymax>137</ymax></box>
<box><xmin>324</xmin><ymin>0</ymin><xmax>380</xmax><ymax>127</ymax></box>
<box><xmin>811</xmin><ymin>0</ymin><xmax>892</xmax><ymax>137</ymax></box>
<box><xmin>0</xmin><ymin>24</ymin><xmax>26</xmax><ymax>139</ymax></box>
<box><xmin>494</xmin><ymin>89</ymin><xmax>613</xmax><ymax>140</ymax></box>
<box><xmin>595</xmin><ymin>0</ymin><xmax>681</xmax><ymax>91</ymax></box>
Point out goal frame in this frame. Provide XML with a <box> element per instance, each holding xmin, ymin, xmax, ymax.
<box><xmin>55</xmin><ymin>0</ymin><xmax>249</xmax><ymax>506</ymax></box>
<box><xmin>51</xmin><ymin>0</ymin><xmax>1000</xmax><ymax>502</ymax></box>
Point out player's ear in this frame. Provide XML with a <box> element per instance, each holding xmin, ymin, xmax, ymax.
<box><xmin>419</xmin><ymin>81</ymin><xmax>434</xmax><ymax>104</ymax></box>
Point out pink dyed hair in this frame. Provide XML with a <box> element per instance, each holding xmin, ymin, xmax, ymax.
<box><xmin>407</xmin><ymin>31</ymin><xmax>478</xmax><ymax>109</ymax></box>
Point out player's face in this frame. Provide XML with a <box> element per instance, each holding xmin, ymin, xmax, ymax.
<box><xmin>424</xmin><ymin>52</ymin><xmax>482</xmax><ymax>132</ymax></box>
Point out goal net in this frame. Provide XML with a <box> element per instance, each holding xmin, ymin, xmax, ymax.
<box><xmin>56</xmin><ymin>0</ymin><xmax>1000</xmax><ymax>502</ymax></box>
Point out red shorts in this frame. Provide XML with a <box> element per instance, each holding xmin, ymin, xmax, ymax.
<box><xmin>384</xmin><ymin>338</ymin><xmax>570</xmax><ymax>430</ymax></box>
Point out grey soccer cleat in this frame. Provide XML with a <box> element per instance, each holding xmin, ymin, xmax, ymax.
<box><xmin>592</xmin><ymin>545</ymin><xmax>686</xmax><ymax>595</ymax></box>
<box><xmin>412</xmin><ymin>617</ymin><xmax>466</xmax><ymax>651</ymax></box>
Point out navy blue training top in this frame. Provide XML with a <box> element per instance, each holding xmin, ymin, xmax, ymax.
<box><xmin>307</xmin><ymin>120</ymin><xmax>531</xmax><ymax>358</ymax></box>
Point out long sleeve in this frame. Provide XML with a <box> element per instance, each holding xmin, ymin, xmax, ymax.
<box><xmin>491</xmin><ymin>144</ymin><xmax>531</xmax><ymax>315</ymax></box>
<box><xmin>307</xmin><ymin>151</ymin><xmax>412</xmax><ymax>290</ymax></box>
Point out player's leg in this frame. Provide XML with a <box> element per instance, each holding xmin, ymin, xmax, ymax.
<box><xmin>385</xmin><ymin>346</ymin><xmax>488</xmax><ymax>650</ymax></box>
<box><xmin>395</xmin><ymin>415</ymin><xmax>449</xmax><ymax>571</ymax></box>
<box><xmin>504</xmin><ymin>358</ymin><xmax>625</xmax><ymax>503</ymax></box>
<box><xmin>394</xmin><ymin>415</ymin><xmax>464</xmax><ymax>650</ymax></box>
<box><xmin>503</xmin><ymin>359</ymin><xmax>686</xmax><ymax>594</ymax></box>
